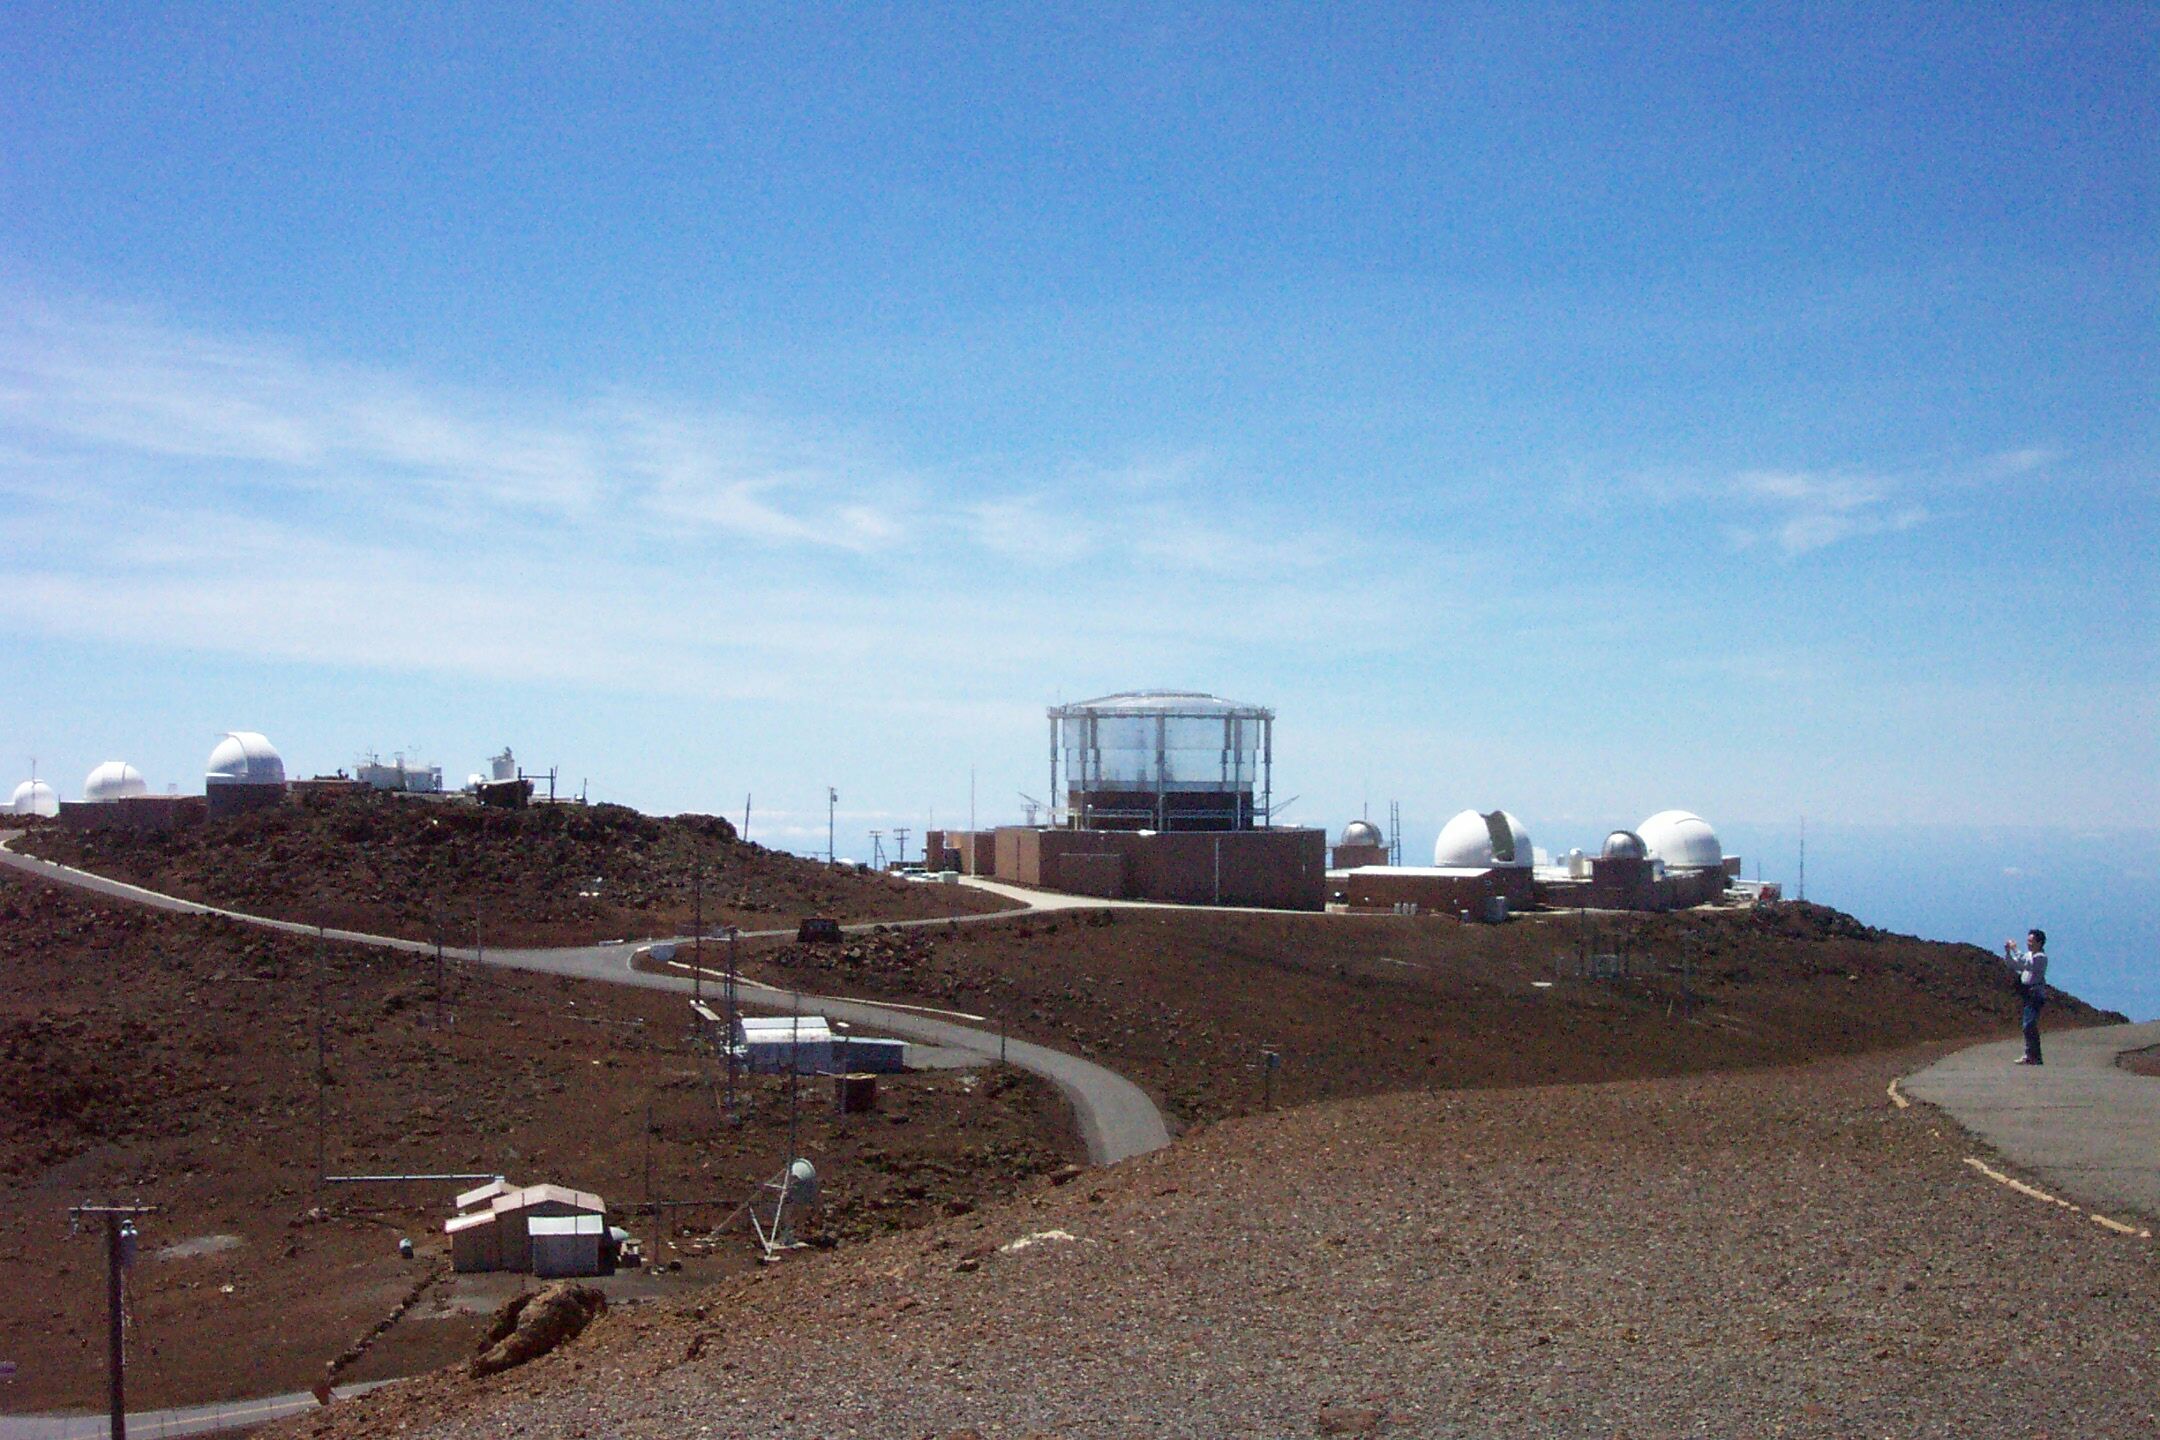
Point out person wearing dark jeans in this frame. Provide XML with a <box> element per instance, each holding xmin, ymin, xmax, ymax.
<box><xmin>2002</xmin><ymin>927</ymin><xmax>2049</xmax><ymax>1065</ymax></box>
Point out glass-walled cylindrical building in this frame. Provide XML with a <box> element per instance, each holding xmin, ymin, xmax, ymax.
<box><xmin>1049</xmin><ymin>691</ymin><xmax>1273</xmax><ymax>831</ymax></box>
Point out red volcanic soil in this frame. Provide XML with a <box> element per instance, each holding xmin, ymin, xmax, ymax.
<box><xmin>0</xmin><ymin>869</ymin><xmax>1073</xmax><ymax>1413</ymax></box>
<box><xmin>14</xmin><ymin>790</ymin><xmax>1016</xmax><ymax>946</ymax></box>
<box><xmin>273</xmin><ymin>1048</ymin><xmax>2160</xmax><ymax>1440</ymax></box>
<box><xmin>731</xmin><ymin>900</ymin><xmax>2120</xmax><ymax>1132</ymax></box>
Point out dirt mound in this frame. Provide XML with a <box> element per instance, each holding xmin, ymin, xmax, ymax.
<box><xmin>745</xmin><ymin>901</ymin><xmax>2120</xmax><ymax>1132</ymax></box>
<box><xmin>17</xmin><ymin>790</ymin><xmax>1016</xmax><ymax>945</ymax></box>
<box><xmin>470</xmin><ymin>1283</ymin><xmax>605</xmax><ymax>1377</ymax></box>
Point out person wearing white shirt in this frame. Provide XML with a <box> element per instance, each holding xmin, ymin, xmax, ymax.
<box><xmin>2001</xmin><ymin>927</ymin><xmax>2050</xmax><ymax>1066</ymax></box>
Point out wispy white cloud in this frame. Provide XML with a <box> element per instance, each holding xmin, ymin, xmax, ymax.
<box><xmin>1724</xmin><ymin>468</ymin><xmax>1928</xmax><ymax>556</ymax></box>
<box><xmin>0</xmin><ymin>292</ymin><xmax>1472</xmax><ymax>704</ymax></box>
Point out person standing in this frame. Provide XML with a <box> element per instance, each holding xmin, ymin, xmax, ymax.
<box><xmin>2002</xmin><ymin>928</ymin><xmax>2049</xmax><ymax>1065</ymax></box>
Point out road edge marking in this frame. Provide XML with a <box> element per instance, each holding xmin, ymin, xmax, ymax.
<box><xmin>1962</xmin><ymin>1156</ymin><xmax>2153</xmax><ymax>1239</ymax></box>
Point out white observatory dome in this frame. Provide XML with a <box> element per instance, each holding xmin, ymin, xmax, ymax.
<box><xmin>83</xmin><ymin>761</ymin><xmax>150</xmax><ymax>803</ymax></box>
<box><xmin>1637</xmin><ymin>810</ymin><xmax>1722</xmax><ymax>871</ymax></box>
<box><xmin>206</xmin><ymin>732</ymin><xmax>286</xmax><ymax>786</ymax></box>
<box><xmin>10</xmin><ymin>779</ymin><xmax>59</xmax><ymax>818</ymax></box>
<box><xmin>1340</xmin><ymin>819</ymin><xmax>1386</xmax><ymax>849</ymax></box>
<box><xmin>1602</xmin><ymin>829</ymin><xmax>1648</xmax><ymax>860</ymax></box>
<box><xmin>1432</xmin><ymin>809</ymin><xmax>1533</xmax><ymax>868</ymax></box>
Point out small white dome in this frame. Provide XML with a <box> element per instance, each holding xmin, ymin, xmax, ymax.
<box><xmin>1432</xmin><ymin>809</ymin><xmax>1533</xmax><ymax>868</ymax></box>
<box><xmin>1637</xmin><ymin>810</ymin><xmax>1722</xmax><ymax>870</ymax></box>
<box><xmin>83</xmin><ymin>761</ymin><xmax>149</xmax><ymax>803</ymax></box>
<box><xmin>1340</xmin><ymin>819</ymin><xmax>1386</xmax><ymax>849</ymax></box>
<box><xmin>10</xmin><ymin>779</ymin><xmax>59</xmax><ymax>818</ymax></box>
<box><xmin>207</xmin><ymin>732</ymin><xmax>286</xmax><ymax>786</ymax></box>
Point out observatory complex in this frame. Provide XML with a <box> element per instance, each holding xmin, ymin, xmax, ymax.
<box><xmin>10</xmin><ymin>733</ymin><xmax>560</xmax><ymax>831</ymax></box>
<box><xmin>1330</xmin><ymin>807</ymin><xmax>1747</xmax><ymax>916</ymax></box>
<box><xmin>922</xmin><ymin>689</ymin><xmax>1750</xmax><ymax>917</ymax></box>
<box><xmin>930</xmin><ymin>691</ymin><xmax>1330</xmax><ymax>908</ymax></box>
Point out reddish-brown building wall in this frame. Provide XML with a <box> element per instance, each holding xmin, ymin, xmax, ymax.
<box><xmin>1342</xmin><ymin>867</ymin><xmax>1534</xmax><ymax>915</ymax></box>
<box><xmin>57</xmin><ymin>795</ymin><xmax>207</xmax><ymax>833</ymax></box>
<box><xmin>986</xmin><ymin>826</ymin><xmax>1327</xmax><ymax>910</ymax></box>
<box><xmin>206</xmin><ymin>783</ymin><xmax>287</xmax><ymax>821</ymax></box>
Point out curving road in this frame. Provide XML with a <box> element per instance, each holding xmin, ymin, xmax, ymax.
<box><xmin>0</xmin><ymin>833</ymin><xmax>1169</xmax><ymax>1165</ymax></box>
<box><xmin>1902</xmin><ymin>1018</ymin><xmax>2160</xmax><ymax>1226</ymax></box>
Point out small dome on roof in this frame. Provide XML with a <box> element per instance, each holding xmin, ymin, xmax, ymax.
<box><xmin>10</xmin><ymin>779</ymin><xmax>59</xmax><ymax>818</ymax></box>
<box><xmin>1340</xmin><ymin>819</ymin><xmax>1386</xmax><ymax>849</ymax></box>
<box><xmin>1433</xmin><ymin>809</ymin><xmax>1533</xmax><ymax>868</ymax></box>
<box><xmin>1637</xmin><ymin>810</ymin><xmax>1722</xmax><ymax>870</ymax></box>
<box><xmin>1602</xmin><ymin>829</ymin><xmax>1647</xmax><ymax>860</ymax></box>
<box><xmin>83</xmin><ymin>761</ymin><xmax>149</xmax><ymax>803</ymax></box>
<box><xmin>207</xmin><ymin>732</ymin><xmax>286</xmax><ymax>786</ymax></box>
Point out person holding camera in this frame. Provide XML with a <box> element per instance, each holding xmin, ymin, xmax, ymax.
<box><xmin>2002</xmin><ymin>928</ymin><xmax>2050</xmax><ymax>1066</ymax></box>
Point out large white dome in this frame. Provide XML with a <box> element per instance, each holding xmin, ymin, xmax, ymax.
<box><xmin>1637</xmin><ymin>810</ymin><xmax>1722</xmax><ymax>870</ymax></box>
<box><xmin>10</xmin><ymin>779</ymin><xmax>59</xmax><ymax>818</ymax></box>
<box><xmin>83</xmin><ymin>761</ymin><xmax>149</xmax><ymax>803</ymax></box>
<box><xmin>207</xmin><ymin>732</ymin><xmax>286</xmax><ymax>786</ymax></box>
<box><xmin>1432</xmin><ymin>808</ymin><xmax>1533</xmax><ymax>869</ymax></box>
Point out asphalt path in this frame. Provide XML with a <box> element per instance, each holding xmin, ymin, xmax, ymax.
<box><xmin>0</xmin><ymin>834</ymin><xmax>1170</xmax><ymax>1165</ymax></box>
<box><xmin>1903</xmin><ymin>1018</ymin><xmax>2160</xmax><ymax>1227</ymax></box>
<box><xmin>0</xmin><ymin>1383</ymin><xmax>393</xmax><ymax>1440</ymax></box>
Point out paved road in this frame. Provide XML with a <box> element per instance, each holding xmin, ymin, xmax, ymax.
<box><xmin>0</xmin><ymin>1381</ymin><xmax>392</xmax><ymax>1440</ymax></box>
<box><xmin>0</xmin><ymin>835</ymin><xmax>1170</xmax><ymax>1166</ymax></box>
<box><xmin>1903</xmin><ymin>1019</ymin><xmax>2160</xmax><ymax>1226</ymax></box>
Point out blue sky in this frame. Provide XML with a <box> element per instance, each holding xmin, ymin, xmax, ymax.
<box><xmin>2</xmin><ymin>6</ymin><xmax>2154</xmax><ymax>995</ymax></box>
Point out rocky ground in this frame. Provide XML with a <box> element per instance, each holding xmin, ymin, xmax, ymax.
<box><xmin>12</xmin><ymin>793</ymin><xmax>1017</xmax><ymax>946</ymax></box>
<box><xmin>732</xmin><ymin>900</ymin><xmax>2119</xmax><ymax>1131</ymax></box>
<box><xmin>0</xmin><ymin>870</ymin><xmax>1074</xmax><ymax>1413</ymax></box>
<box><xmin>272</xmin><ymin>1046</ymin><xmax>2160</xmax><ymax>1439</ymax></box>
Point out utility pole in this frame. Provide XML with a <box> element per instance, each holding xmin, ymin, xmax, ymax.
<box><xmin>725</xmin><ymin>926</ymin><xmax>740</xmax><ymax>1124</ymax></box>
<box><xmin>692</xmin><ymin>867</ymin><xmax>703</xmax><ymax>1007</ymax></box>
<box><xmin>742</xmin><ymin>793</ymin><xmax>751</xmax><ymax>842</ymax></box>
<box><xmin>314</xmin><ymin>926</ymin><xmax>328</xmax><ymax>1207</ymax></box>
<box><xmin>827</xmin><ymin>787</ymin><xmax>837</xmax><ymax>865</ymax></box>
<box><xmin>72</xmin><ymin>1203</ymin><xmax>155</xmax><ymax>1440</ymax></box>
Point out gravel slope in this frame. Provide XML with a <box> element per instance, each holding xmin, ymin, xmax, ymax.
<box><xmin>278</xmin><ymin>1048</ymin><xmax>2160</xmax><ymax>1439</ymax></box>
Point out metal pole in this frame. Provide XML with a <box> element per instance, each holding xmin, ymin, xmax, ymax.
<box><xmin>72</xmin><ymin>1203</ymin><xmax>154</xmax><ymax>1440</ymax></box>
<box><xmin>105</xmin><ymin>1213</ymin><xmax>125</xmax><ymax>1440</ymax></box>
<box><xmin>693</xmin><ymin>868</ymin><xmax>703</xmax><ymax>1006</ymax></box>
<box><xmin>314</xmin><ymin>928</ymin><xmax>327</xmax><ymax>1205</ymax></box>
<box><xmin>643</xmin><ymin>1101</ymin><xmax>654</xmax><ymax>1219</ymax></box>
<box><xmin>725</xmin><ymin>927</ymin><xmax>740</xmax><ymax>1124</ymax></box>
<box><xmin>827</xmin><ymin>788</ymin><xmax>836</xmax><ymax>865</ymax></box>
<box><xmin>788</xmin><ymin>990</ymin><xmax>801</xmax><ymax>1161</ymax></box>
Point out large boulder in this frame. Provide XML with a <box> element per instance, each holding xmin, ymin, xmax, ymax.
<box><xmin>469</xmin><ymin>1281</ymin><xmax>605</xmax><ymax>1377</ymax></box>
